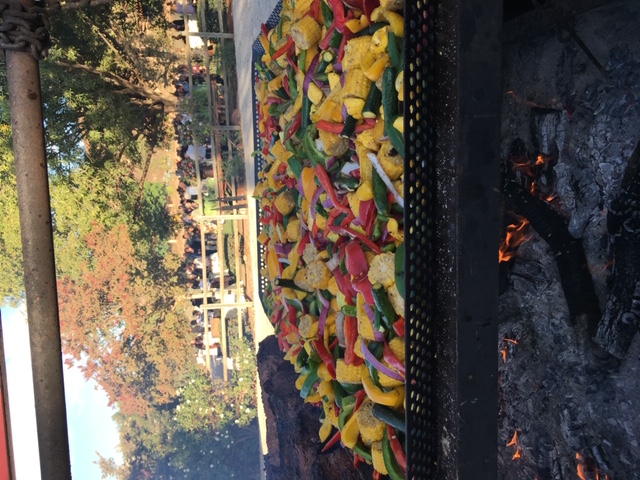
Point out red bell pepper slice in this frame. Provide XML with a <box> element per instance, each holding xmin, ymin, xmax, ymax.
<box><xmin>387</xmin><ymin>425</ymin><xmax>407</xmax><ymax>472</ymax></box>
<box><xmin>328</xmin><ymin>224</ymin><xmax>382</xmax><ymax>254</ymax></box>
<box><xmin>344</xmin><ymin>315</ymin><xmax>358</xmax><ymax>365</ymax></box>
<box><xmin>297</xmin><ymin>231</ymin><xmax>311</xmax><ymax>255</ymax></box>
<box><xmin>309</xmin><ymin>0</ymin><xmax>321</xmax><ymax>21</ymax></box>
<box><xmin>316</xmin><ymin>119</ymin><xmax>344</xmax><ymax>135</ymax></box>
<box><xmin>393</xmin><ymin>317</ymin><xmax>405</xmax><ymax>337</ymax></box>
<box><xmin>383</xmin><ymin>341</ymin><xmax>406</xmax><ymax>376</ymax></box>
<box><xmin>261</xmin><ymin>23</ymin><xmax>270</xmax><ymax>38</ymax></box>
<box><xmin>313</xmin><ymin>339</ymin><xmax>337</xmax><ymax>379</ymax></box>
<box><xmin>345</xmin><ymin>241</ymin><xmax>368</xmax><ymax>277</ymax></box>
<box><xmin>352</xmin><ymin>274</ymin><xmax>375</xmax><ymax>305</ymax></box>
<box><xmin>272</xmin><ymin>36</ymin><xmax>295</xmax><ymax>61</ymax></box>
<box><xmin>354</xmin><ymin>389</ymin><xmax>367</xmax><ymax>412</ymax></box>
<box><xmin>314</xmin><ymin>164</ymin><xmax>351</xmax><ymax>215</ymax></box>
<box><xmin>331</xmin><ymin>266</ymin><xmax>356</xmax><ymax>298</ymax></box>
<box><xmin>285</xmin><ymin>113</ymin><xmax>302</xmax><ymax>142</ymax></box>
<box><xmin>319</xmin><ymin>23</ymin><xmax>336</xmax><ymax>51</ymax></box>
<box><xmin>321</xmin><ymin>430</ymin><xmax>341</xmax><ymax>452</ymax></box>
<box><xmin>286</xmin><ymin>55</ymin><xmax>300</xmax><ymax>75</ymax></box>
<box><xmin>328</xmin><ymin>0</ymin><xmax>348</xmax><ymax>33</ymax></box>
<box><xmin>358</xmin><ymin>199</ymin><xmax>377</xmax><ymax>237</ymax></box>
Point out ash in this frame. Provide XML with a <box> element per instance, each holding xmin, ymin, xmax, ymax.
<box><xmin>499</xmin><ymin>1</ymin><xmax>640</xmax><ymax>477</ymax></box>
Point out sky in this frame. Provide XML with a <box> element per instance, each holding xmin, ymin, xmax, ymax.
<box><xmin>2</xmin><ymin>306</ymin><xmax>123</xmax><ymax>479</ymax></box>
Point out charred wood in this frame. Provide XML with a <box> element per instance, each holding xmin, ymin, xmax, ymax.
<box><xmin>594</xmin><ymin>141</ymin><xmax>640</xmax><ymax>358</ymax></box>
<box><xmin>257</xmin><ymin>336</ymin><xmax>370</xmax><ymax>480</ymax></box>
<box><xmin>503</xmin><ymin>181</ymin><xmax>601</xmax><ymax>336</ymax></box>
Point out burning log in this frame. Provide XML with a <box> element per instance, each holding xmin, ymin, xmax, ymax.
<box><xmin>503</xmin><ymin>180</ymin><xmax>601</xmax><ymax>337</ymax></box>
<box><xmin>593</xmin><ymin>141</ymin><xmax>640</xmax><ymax>359</ymax></box>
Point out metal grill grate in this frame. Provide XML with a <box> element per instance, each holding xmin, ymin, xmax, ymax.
<box><xmin>252</xmin><ymin>1</ymin><xmax>441</xmax><ymax>477</ymax></box>
<box><xmin>252</xmin><ymin>1</ymin><xmax>283</xmax><ymax>312</ymax></box>
<box><xmin>404</xmin><ymin>1</ymin><xmax>438</xmax><ymax>477</ymax></box>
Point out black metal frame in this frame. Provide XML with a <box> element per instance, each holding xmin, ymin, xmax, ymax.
<box><xmin>253</xmin><ymin>1</ymin><xmax>503</xmax><ymax>478</ymax></box>
<box><xmin>426</xmin><ymin>1</ymin><xmax>502</xmax><ymax>478</ymax></box>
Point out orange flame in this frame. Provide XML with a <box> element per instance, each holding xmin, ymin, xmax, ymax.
<box><xmin>507</xmin><ymin>431</ymin><xmax>518</xmax><ymax>447</ymax></box>
<box><xmin>499</xmin><ymin>216</ymin><xmax>531</xmax><ymax>263</ymax></box>
<box><xmin>501</xmin><ymin>347</ymin><xmax>508</xmax><ymax>363</ymax></box>
<box><xmin>512</xmin><ymin>447</ymin><xmax>522</xmax><ymax>460</ymax></box>
<box><xmin>503</xmin><ymin>337</ymin><xmax>519</xmax><ymax>345</ymax></box>
<box><xmin>576</xmin><ymin>452</ymin><xmax>607</xmax><ymax>480</ymax></box>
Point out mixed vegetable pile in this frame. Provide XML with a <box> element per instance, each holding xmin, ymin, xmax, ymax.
<box><xmin>254</xmin><ymin>0</ymin><xmax>406</xmax><ymax>478</ymax></box>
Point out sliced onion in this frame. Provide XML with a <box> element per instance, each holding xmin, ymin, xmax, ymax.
<box><xmin>367</xmin><ymin>153</ymin><xmax>404</xmax><ymax>208</ymax></box>
<box><xmin>303</xmin><ymin>53</ymin><xmax>321</xmax><ymax>94</ymax></box>
<box><xmin>318</xmin><ymin>301</ymin><xmax>329</xmax><ymax>336</ymax></box>
<box><xmin>360</xmin><ymin>340</ymin><xmax>405</xmax><ymax>382</ymax></box>
<box><xmin>335</xmin><ymin>312</ymin><xmax>346</xmax><ymax>348</ymax></box>
<box><xmin>341</xmin><ymin>162</ymin><xmax>360</xmax><ymax>176</ymax></box>
<box><xmin>326</xmin><ymin>254</ymin><xmax>340</xmax><ymax>272</ymax></box>
<box><xmin>363</xmin><ymin>304</ymin><xmax>385</xmax><ymax>342</ymax></box>
<box><xmin>278</xmin><ymin>257</ymin><xmax>291</xmax><ymax>265</ymax></box>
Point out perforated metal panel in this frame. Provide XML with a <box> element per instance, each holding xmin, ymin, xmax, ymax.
<box><xmin>404</xmin><ymin>1</ymin><xmax>438</xmax><ymax>478</ymax></box>
<box><xmin>252</xmin><ymin>1</ymin><xmax>283</xmax><ymax>313</ymax></box>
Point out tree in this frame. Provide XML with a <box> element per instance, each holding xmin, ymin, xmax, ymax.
<box><xmin>57</xmin><ymin>222</ymin><xmax>191</xmax><ymax>414</ymax></box>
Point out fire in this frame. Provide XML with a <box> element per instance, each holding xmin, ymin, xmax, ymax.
<box><xmin>576</xmin><ymin>452</ymin><xmax>610</xmax><ymax>480</ymax></box>
<box><xmin>506</xmin><ymin>431</ymin><xmax>518</xmax><ymax>447</ymax></box>
<box><xmin>499</xmin><ymin>216</ymin><xmax>531</xmax><ymax>262</ymax></box>
<box><xmin>512</xmin><ymin>448</ymin><xmax>522</xmax><ymax>460</ymax></box>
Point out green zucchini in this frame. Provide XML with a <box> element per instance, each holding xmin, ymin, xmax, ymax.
<box><xmin>372</xmin><ymin>283</ymin><xmax>398</xmax><ymax>328</ymax></box>
<box><xmin>372</xmin><ymin>404</ymin><xmax>406</xmax><ymax>433</ymax></box>
<box><xmin>363</xmin><ymin>84</ymin><xmax>382</xmax><ymax>119</ymax></box>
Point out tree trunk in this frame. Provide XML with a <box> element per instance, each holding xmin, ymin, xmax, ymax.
<box><xmin>53</xmin><ymin>60</ymin><xmax>179</xmax><ymax>112</ymax></box>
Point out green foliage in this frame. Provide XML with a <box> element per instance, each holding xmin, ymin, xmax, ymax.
<box><xmin>174</xmin><ymin>336</ymin><xmax>257</xmax><ymax>432</ymax></box>
<box><xmin>182</xmin><ymin>86</ymin><xmax>212</xmax><ymax>146</ymax></box>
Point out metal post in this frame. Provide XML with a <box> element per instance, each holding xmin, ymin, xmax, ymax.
<box><xmin>5</xmin><ymin>20</ymin><xmax>73</xmax><ymax>480</ymax></box>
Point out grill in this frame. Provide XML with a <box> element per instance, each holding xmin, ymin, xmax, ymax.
<box><xmin>252</xmin><ymin>1</ymin><xmax>503</xmax><ymax>478</ymax></box>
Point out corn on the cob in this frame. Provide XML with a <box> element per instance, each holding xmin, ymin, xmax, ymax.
<box><xmin>298</xmin><ymin>314</ymin><xmax>319</xmax><ymax>338</ymax></box>
<box><xmin>343</xmin><ymin>68</ymin><xmax>372</xmax><ymax>100</ymax></box>
<box><xmin>294</xmin><ymin>267</ymin><xmax>314</xmax><ymax>292</ymax></box>
<box><xmin>356</xmin><ymin>399</ymin><xmax>386</xmax><ymax>445</ymax></box>
<box><xmin>342</xmin><ymin>36</ymin><xmax>373</xmax><ymax>71</ymax></box>
<box><xmin>368</xmin><ymin>252</ymin><xmax>396</xmax><ymax>289</ymax></box>
<box><xmin>305</xmin><ymin>260</ymin><xmax>332</xmax><ymax>289</ymax></box>
<box><xmin>318</xmin><ymin>128</ymin><xmax>349</xmax><ymax>156</ymax></box>
<box><xmin>336</xmin><ymin>359</ymin><xmax>366</xmax><ymax>384</ymax></box>
<box><xmin>290</xmin><ymin>16</ymin><xmax>322</xmax><ymax>50</ymax></box>
<box><xmin>371</xmin><ymin>27</ymin><xmax>389</xmax><ymax>56</ymax></box>
<box><xmin>371</xmin><ymin>442</ymin><xmax>388</xmax><ymax>475</ymax></box>
<box><xmin>380</xmin><ymin>0</ymin><xmax>404</xmax><ymax>12</ymax></box>
<box><xmin>274</xmin><ymin>191</ymin><xmax>296</xmax><ymax>215</ymax></box>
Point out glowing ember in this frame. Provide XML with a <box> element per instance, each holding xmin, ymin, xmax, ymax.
<box><xmin>575</xmin><ymin>452</ymin><xmax>610</xmax><ymax>480</ymax></box>
<box><xmin>506</xmin><ymin>431</ymin><xmax>518</xmax><ymax>447</ymax></box>
<box><xmin>499</xmin><ymin>216</ymin><xmax>531</xmax><ymax>263</ymax></box>
<box><xmin>503</xmin><ymin>338</ymin><xmax>518</xmax><ymax>345</ymax></box>
<box><xmin>512</xmin><ymin>448</ymin><xmax>522</xmax><ymax>460</ymax></box>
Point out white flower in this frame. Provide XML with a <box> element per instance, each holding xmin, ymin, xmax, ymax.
<box><xmin>235</xmin><ymin>420</ymin><xmax>239</xmax><ymax>424</ymax></box>
<box><xmin>238</xmin><ymin>377</ymin><xmax>244</xmax><ymax>382</ymax></box>
<box><xmin>245</xmin><ymin>408</ymin><xmax>251</xmax><ymax>413</ymax></box>
<box><xmin>176</xmin><ymin>405</ymin><xmax>181</xmax><ymax>411</ymax></box>
<box><xmin>187</xmin><ymin>400</ymin><xmax>191</xmax><ymax>404</ymax></box>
